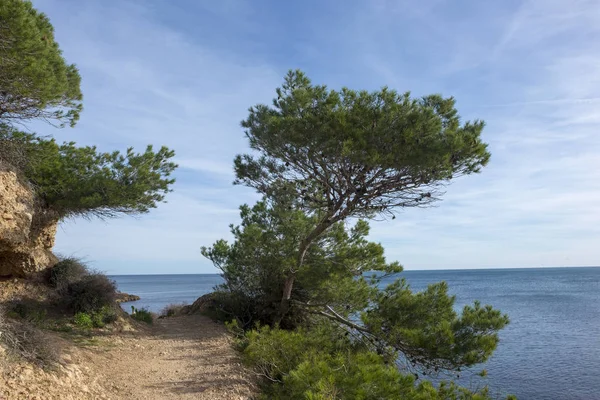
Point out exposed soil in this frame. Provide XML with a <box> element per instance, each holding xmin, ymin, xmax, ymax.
<box><xmin>1</xmin><ymin>313</ymin><xmax>257</xmax><ymax>400</ymax></box>
<box><xmin>92</xmin><ymin>314</ymin><xmax>257</xmax><ymax>399</ymax></box>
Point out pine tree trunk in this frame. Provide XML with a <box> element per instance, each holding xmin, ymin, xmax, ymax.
<box><xmin>275</xmin><ymin>273</ymin><xmax>296</xmax><ymax>324</ymax></box>
<box><xmin>273</xmin><ymin>217</ymin><xmax>333</xmax><ymax>324</ymax></box>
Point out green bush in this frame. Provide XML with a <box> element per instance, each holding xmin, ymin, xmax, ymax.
<box><xmin>48</xmin><ymin>257</ymin><xmax>88</xmax><ymax>293</ymax></box>
<box><xmin>91</xmin><ymin>312</ymin><xmax>105</xmax><ymax>328</ymax></box>
<box><xmin>73</xmin><ymin>312</ymin><xmax>93</xmax><ymax>329</ymax></box>
<box><xmin>89</xmin><ymin>306</ymin><xmax>118</xmax><ymax>328</ymax></box>
<box><xmin>241</xmin><ymin>324</ymin><xmax>507</xmax><ymax>400</ymax></box>
<box><xmin>131</xmin><ymin>307</ymin><xmax>154</xmax><ymax>324</ymax></box>
<box><xmin>66</xmin><ymin>273</ymin><xmax>117</xmax><ymax>313</ymax></box>
<box><xmin>99</xmin><ymin>306</ymin><xmax>118</xmax><ymax>325</ymax></box>
<box><xmin>72</xmin><ymin>306</ymin><xmax>117</xmax><ymax>329</ymax></box>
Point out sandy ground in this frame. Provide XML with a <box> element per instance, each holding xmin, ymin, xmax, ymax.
<box><xmin>1</xmin><ymin>314</ymin><xmax>257</xmax><ymax>400</ymax></box>
<box><xmin>88</xmin><ymin>314</ymin><xmax>257</xmax><ymax>400</ymax></box>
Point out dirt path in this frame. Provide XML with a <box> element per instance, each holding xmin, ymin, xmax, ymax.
<box><xmin>86</xmin><ymin>314</ymin><xmax>257</xmax><ymax>400</ymax></box>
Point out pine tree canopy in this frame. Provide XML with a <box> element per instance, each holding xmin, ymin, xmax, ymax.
<box><xmin>235</xmin><ymin>70</ymin><xmax>490</xmax><ymax>221</ymax></box>
<box><xmin>0</xmin><ymin>0</ymin><xmax>83</xmax><ymax>127</ymax></box>
<box><xmin>0</xmin><ymin>125</ymin><xmax>177</xmax><ymax>221</ymax></box>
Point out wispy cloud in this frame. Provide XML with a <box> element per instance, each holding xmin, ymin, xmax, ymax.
<box><xmin>476</xmin><ymin>97</ymin><xmax>600</xmax><ymax>108</ymax></box>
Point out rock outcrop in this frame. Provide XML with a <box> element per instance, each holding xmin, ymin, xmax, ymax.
<box><xmin>0</xmin><ymin>167</ymin><xmax>58</xmax><ymax>277</ymax></box>
<box><xmin>115</xmin><ymin>292</ymin><xmax>141</xmax><ymax>303</ymax></box>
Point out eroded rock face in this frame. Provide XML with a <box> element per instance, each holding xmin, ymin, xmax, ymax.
<box><xmin>0</xmin><ymin>169</ymin><xmax>33</xmax><ymax>250</ymax></box>
<box><xmin>0</xmin><ymin>168</ymin><xmax>58</xmax><ymax>277</ymax></box>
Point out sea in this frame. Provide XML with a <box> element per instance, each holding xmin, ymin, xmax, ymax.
<box><xmin>111</xmin><ymin>267</ymin><xmax>600</xmax><ymax>400</ymax></box>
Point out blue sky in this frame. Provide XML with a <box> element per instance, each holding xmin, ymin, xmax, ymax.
<box><xmin>30</xmin><ymin>0</ymin><xmax>600</xmax><ymax>274</ymax></box>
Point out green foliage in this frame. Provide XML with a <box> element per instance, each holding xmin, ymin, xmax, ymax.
<box><xmin>202</xmin><ymin>199</ymin><xmax>399</xmax><ymax>328</ymax></box>
<box><xmin>362</xmin><ymin>281</ymin><xmax>510</xmax><ymax>371</ymax></box>
<box><xmin>88</xmin><ymin>306</ymin><xmax>118</xmax><ymax>328</ymax></box>
<box><xmin>241</xmin><ymin>324</ymin><xmax>506</xmax><ymax>400</ymax></box>
<box><xmin>0</xmin><ymin>125</ymin><xmax>177</xmax><ymax>220</ymax></box>
<box><xmin>73</xmin><ymin>307</ymin><xmax>116</xmax><ymax>329</ymax></box>
<box><xmin>204</xmin><ymin>199</ymin><xmax>507</xmax><ymax>371</ymax></box>
<box><xmin>235</xmin><ymin>70</ymin><xmax>489</xmax><ymax>219</ymax></box>
<box><xmin>73</xmin><ymin>312</ymin><xmax>93</xmax><ymax>329</ymax></box>
<box><xmin>204</xmin><ymin>72</ymin><xmax>507</xmax><ymax>396</ymax></box>
<box><xmin>66</xmin><ymin>274</ymin><xmax>117</xmax><ymax>314</ymax></box>
<box><xmin>9</xmin><ymin>302</ymin><xmax>32</xmax><ymax>319</ymax></box>
<box><xmin>233</xmin><ymin>70</ymin><xmax>491</xmax><ymax>324</ymax></box>
<box><xmin>204</xmin><ymin>199</ymin><xmax>510</xmax><ymax>396</ymax></box>
<box><xmin>0</xmin><ymin>0</ymin><xmax>82</xmax><ymax>127</ymax></box>
<box><xmin>48</xmin><ymin>257</ymin><xmax>88</xmax><ymax>293</ymax></box>
<box><xmin>131</xmin><ymin>307</ymin><xmax>154</xmax><ymax>324</ymax></box>
<box><xmin>98</xmin><ymin>306</ymin><xmax>118</xmax><ymax>325</ymax></box>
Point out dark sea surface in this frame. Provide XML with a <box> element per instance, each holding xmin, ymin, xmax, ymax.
<box><xmin>111</xmin><ymin>267</ymin><xmax>600</xmax><ymax>400</ymax></box>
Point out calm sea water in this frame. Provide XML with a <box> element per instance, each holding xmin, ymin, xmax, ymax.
<box><xmin>111</xmin><ymin>267</ymin><xmax>600</xmax><ymax>400</ymax></box>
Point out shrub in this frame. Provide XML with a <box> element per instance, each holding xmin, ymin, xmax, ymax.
<box><xmin>160</xmin><ymin>303</ymin><xmax>186</xmax><ymax>318</ymax></box>
<box><xmin>66</xmin><ymin>274</ymin><xmax>117</xmax><ymax>313</ymax></box>
<box><xmin>7</xmin><ymin>301</ymin><xmax>47</xmax><ymax>325</ymax></box>
<box><xmin>73</xmin><ymin>312</ymin><xmax>93</xmax><ymax>329</ymax></box>
<box><xmin>9</xmin><ymin>302</ymin><xmax>29</xmax><ymax>319</ymax></box>
<box><xmin>48</xmin><ymin>257</ymin><xmax>88</xmax><ymax>293</ymax></box>
<box><xmin>241</xmin><ymin>324</ymin><xmax>507</xmax><ymax>400</ymax></box>
<box><xmin>0</xmin><ymin>308</ymin><xmax>59</xmax><ymax>367</ymax></box>
<box><xmin>72</xmin><ymin>306</ymin><xmax>117</xmax><ymax>329</ymax></box>
<box><xmin>91</xmin><ymin>312</ymin><xmax>104</xmax><ymax>328</ymax></box>
<box><xmin>48</xmin><ymin>257</ymin><xmax>119</xmax><ymax>317</ymax></box>
<box><xmin>98</xmin><ymin>306</ymin><xmax>118</xmax><ymax>325</ymax></box>
<box><xmin>242</xmin><ymin>324</ymin><xmax>358</xmax><ymax>383</ymax></box>
<box><xmin>89</xmin><ymin>306</ymin><xmax>118</xmax><ymax>328</ymax></box>
<box><xmin>131</xmin><ymin>307</ymin><xmax>154</xmax><ymax>324</ymax></box>
<box><xmin>199</xmin><ymin>290</ymin><xmax>268</xmax><ymax>328</ymax></box>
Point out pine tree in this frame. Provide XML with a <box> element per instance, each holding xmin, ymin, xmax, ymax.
<box><xmin>0</xmin><ymin>0</ymin><xmax>82</xmax><ymax>127</ymax></box>
<box><xmin>234</xmin><ymin>70</ymin><xmax>490</xmax><ymax>322</ymax></box>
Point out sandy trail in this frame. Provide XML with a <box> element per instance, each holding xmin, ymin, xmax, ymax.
<box><xmin>88</xmin><ymin>314</ymin><xmax>256</xmax><ymax>400</ymax></box>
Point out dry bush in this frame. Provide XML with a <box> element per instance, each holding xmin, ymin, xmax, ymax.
<box><xmin>0</xmin><ymin>307</ymin><xmax>59</xmax><ymax>367</ymax></box>
<box><xmin>47</xmin><ymin>257</ymin><xmax>88</xmax><ymax>294</ymax></box>
<box><xmin>66</xmin><ymin>273</ymin><xmax>117</xmax><ymax>313</ymax></box>
<box><xmin>0</xmin><ymin>134</ymin><xmax>29</xmax><ymax>174</ymax></box>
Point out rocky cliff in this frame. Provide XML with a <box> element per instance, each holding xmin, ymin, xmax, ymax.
<box><xmin>0</xmin><ymin>166</ymin><xmax>58</xmax><ymax>277</ymax></box>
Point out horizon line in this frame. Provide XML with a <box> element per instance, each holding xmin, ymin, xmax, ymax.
<box><xmin>107</xmin><ymin>265</ymin><xmax>600</xmax><ymax>276</ymax></box>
